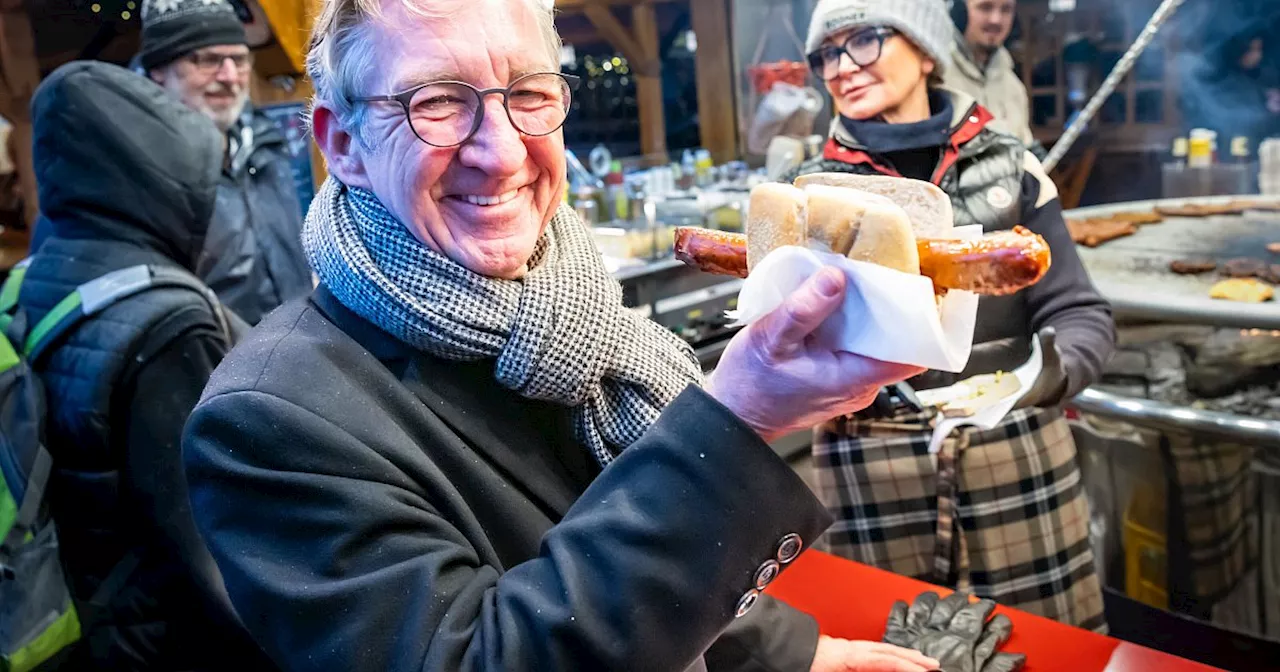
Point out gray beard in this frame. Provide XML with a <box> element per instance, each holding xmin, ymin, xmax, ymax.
<box><xmin>208</xmin><ymin>94</ymin><xmax>248</xmax><ymax>132</ymax></box>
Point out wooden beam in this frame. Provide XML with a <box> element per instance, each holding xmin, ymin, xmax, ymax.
<box><xmin>630</xmin><ymin>2</ymin><xmax>666</xmax><ymax>163</ymax></box>
<box><xmin>0</xmin><ymin>9</ymin><xmax>41</xmax><ymax>228</ymax></box>
<box><xmin>255</xmin><ymin>0</ymin><xmax>311</xmax><ymax>74</ymax></box>
<box><xmin>690</xmin><ymin>0</ymin><xmax>737</xmax><ymax>163</ymax></box>
<box><xmin>581</xmin><ymin>3</ymin><xmax>658</xmax><ymax>76</ymax></box>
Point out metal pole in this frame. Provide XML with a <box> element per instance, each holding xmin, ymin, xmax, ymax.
<box><xmin>1042</xmin><ymin>0</ymin><xmax>1187</xmax><ymax>172</ymax></box>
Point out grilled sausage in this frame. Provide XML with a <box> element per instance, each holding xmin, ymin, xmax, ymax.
<box><xmin>673</xmin><ymin>226</ymin><xmax>1052</xmax><ymax>296</ymax></box>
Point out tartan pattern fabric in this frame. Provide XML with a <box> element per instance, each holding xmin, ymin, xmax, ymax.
<box><xmin>813</xmin><ymin>406</ymin><xmax>1107</xmax><ymax>632</ymax></box>
<box><xmin>1164</xmin><ymin>435</ymin><xmax>1259</xmax><ymax>610</ymax></box>
<box><xmin>303</xmin><ymin>178</ymin><xmax>703</xmax><ymax>465</ymax></box>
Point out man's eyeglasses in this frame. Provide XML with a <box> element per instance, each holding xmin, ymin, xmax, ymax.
<box><xmin>806</xmin><ymin>27</ymin><xmax>896</xmax><ymax>81</ymax></box>
<box><xmin>352</xmin><ymin>72</ymin><xmax>580</xmax><ymax>148</ymax></box>
<box><xmin>185</xmin><ymin>51</ymin><xmax>254</xmax><ymax>75</ymax></box>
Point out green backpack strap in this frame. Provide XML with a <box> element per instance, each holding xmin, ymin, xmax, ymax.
<box><xmin>0</xmin><ymin>259</ymin><xmax>31</xmax><ymax>335</ymax></box>
<box><xmin>24</xmin><ymin>264</ymin><xmax>228</xmax><ymax>364</ymax></box>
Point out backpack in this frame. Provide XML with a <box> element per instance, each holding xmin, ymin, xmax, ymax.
<box><xmin>0</xmin><ymin>260</ymin><xmax>229</xmax><ymax>672</ymax></box>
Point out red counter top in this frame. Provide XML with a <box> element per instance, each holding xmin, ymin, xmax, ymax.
<box><xmin>767</xmin><ymin>550</ymin><xmax>1222</xmax><ymax>672</ymax></box>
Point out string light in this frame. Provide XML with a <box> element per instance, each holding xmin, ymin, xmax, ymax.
<box><xmin>121</xmin><ymin>10</ymin><xmax>131</xmax><ymax>19</ymax></box>
<box><xmin>90</xmin><ymin>3</ymin><xmax>101</xmax><ymax>12</ymax></box>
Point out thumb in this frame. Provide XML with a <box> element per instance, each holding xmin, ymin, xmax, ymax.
<box><xmin>757</xmin><ymin>267</ymin><xmax>846</xmax><ymax>359</ymax></box>
<box><xmin>1038</xmin><ymin>326</ymin><xmax>1058</xmax><ymax>356</ymax></box>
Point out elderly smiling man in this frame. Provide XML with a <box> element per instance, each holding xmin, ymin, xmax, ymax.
<box><xmin>181</xmin><ymin>0</ymin><xmax>938</xmax><ymax>670</ymax></box>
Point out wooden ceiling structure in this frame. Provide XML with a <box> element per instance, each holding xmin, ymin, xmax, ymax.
<box><xmin>555</xmin><ymin>0</ymin><xmax>738</xmax><ymax>164</ymax></box>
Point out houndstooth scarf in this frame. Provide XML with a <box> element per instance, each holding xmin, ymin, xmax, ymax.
<box><xmin>303</xmin><ymin>178</ymin><xmax>703</xmax><ymax>465</ymax></box>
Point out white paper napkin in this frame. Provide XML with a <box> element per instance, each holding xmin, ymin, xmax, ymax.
<box><xmin>916</xmin><ymin>334</ymin><xmax>1046</xmax><ymax>455</ymax></box>
<box><xmin>728</xmin><ymin>225</ymin><xmax>982</xmax><ymax>373</ymax></box>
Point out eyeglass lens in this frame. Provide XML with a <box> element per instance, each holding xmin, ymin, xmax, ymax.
<box><xmin>191</xmin><ymin>52</ymin><xmax>253</xmax><ymax>73</ymax></box>
<box><xmin>408</xmin><ymin>73</ymin><xmax>572</xmax><ymax>147</ymax></box>
<box><xmin>810</xmin><ymin>29</ymin><xmax>887</xmax><ymax>80</ymax></box>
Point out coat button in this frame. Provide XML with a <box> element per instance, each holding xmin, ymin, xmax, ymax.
<box><xmin>248</xmin><ymin>167</ymin><xmax>257</xmax><ymax>176</ymax></box>
<box><xmin>753</xmin><ymin>560</ymin><xmax>781</xmax><ymax>589</ymax></box>
<box><xmin>969</xmin><ymin>115</ymin><xmax>980</xmax><ymax>124</ymax></box>
<box><xmin>776</xmin><ymin>533</ymin><xmax>803</xmax><ymax>564</ymax></box>
<box><xmin>735</xmin><ymin>589</ymin><xmax>760</xmax><ymax>618</ymax></box>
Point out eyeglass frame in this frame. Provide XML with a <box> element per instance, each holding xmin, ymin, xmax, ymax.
<box><xmin>183</xmin><ymin>50</ymin><xmax>254</xmax><ymax>75</ymax></box>
<box><xmin>806</xmin><ymin>27</ymin><xmax>897</xmax><ymax>81</ymax></box>
<box><xmin>351</xmin><ymin>71</ymin><xmax>581</xmax><ymax>148</ymax></box>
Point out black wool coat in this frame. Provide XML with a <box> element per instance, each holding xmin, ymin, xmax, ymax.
<box><xmin>183</xmin><ymin>287</ymin><xmax>834</xmax><ymax>672</ymax></box>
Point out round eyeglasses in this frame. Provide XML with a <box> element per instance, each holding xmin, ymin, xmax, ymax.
<box><xmin>806</xmin><ymin>27</ymin><xmax>896</xmax><ymax>81</ymax></box>
<box><xmin>352</xmin><ymin>72</ymin><xmax>580</xmax><ymax>148</ymax></box>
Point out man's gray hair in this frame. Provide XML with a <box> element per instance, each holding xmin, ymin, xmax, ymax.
<box><xmin>306</xmin><ymin>0</ymin><xmax>561</xmax><ymax>148</ymax></box>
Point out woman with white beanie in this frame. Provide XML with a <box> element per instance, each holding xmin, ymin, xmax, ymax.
<box><xmin>793</xmin><ymin>0</ymin><xmax>1115</xmax><ymax>632</ymax></box>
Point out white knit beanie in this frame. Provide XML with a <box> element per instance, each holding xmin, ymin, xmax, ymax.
<box><xmin>805</xmin><ymin>0</ymin><xmax>953</xmax><ymax>75</ymax></box>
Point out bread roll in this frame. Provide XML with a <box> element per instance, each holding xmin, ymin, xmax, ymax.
<box><xmin>746</xmin><ymin>183</ymin><xmax>807</xmax><ymax>272</ymax></box>
<box><xmin>793</xmin><ymin>173</ymin><xmax>954</xmax><ymax>239</ymax></box>
<box><xmin>803</xmin><ymin>185</ymin><xmax>920</xmax><ymax>275</ymax></box>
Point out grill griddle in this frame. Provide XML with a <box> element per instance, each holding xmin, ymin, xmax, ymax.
<box><xmin>1067</xmin><ymin>196</ymin><xmax>1280</xmax><ymax>329</ymax></box>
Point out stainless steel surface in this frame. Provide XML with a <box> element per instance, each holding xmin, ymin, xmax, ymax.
<box><xmin>1042</xmin><ymin>0</ymin><xmax>1186</xmax><ymax>172</ymax></box>
<box><xmin>1071</xmin><ymin>388</ymin><xmax>1280</xmax><ymax>447</ymax></box>
<box><xmin>1067</xmin><ymin>195</ymin><xmax>1280</xmax><ymax>329</ymax></box>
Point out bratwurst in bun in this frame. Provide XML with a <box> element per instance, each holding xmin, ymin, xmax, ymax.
<box><xmin>674</xmin><ymin>174</ymin><xmax>1051</xmax><ymax>296</ymax></box>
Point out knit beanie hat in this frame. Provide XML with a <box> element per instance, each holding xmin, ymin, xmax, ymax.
<box><xmin>138</xmin><ymin>0</ymin><xmax>247</xmax><ymax>72</ymax></box>
<box><xmin>805</xmin><ymin>0</ymin><xmax>953</xmax><ymax>75</ymax></box>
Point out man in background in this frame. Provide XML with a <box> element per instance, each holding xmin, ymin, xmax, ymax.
<box><xmin>138</xmin><ymin>0</ymin><xmax>313</xmax><ymax>324</ymax></box>
<box><xmin>945</xmin><ymin>0</ymin><xmax>1040</xmax><ymax>153</ymax></box>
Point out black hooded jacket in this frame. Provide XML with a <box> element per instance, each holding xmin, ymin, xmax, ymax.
<box><xmin>18</xmin><ymin>61</ymin><xmax>271</xmax><ymax>670</ymax></box>
<box><xmin>199</xmin><ymin>105</ymin><xmax>313</xmax><ymax>325</ymax></box>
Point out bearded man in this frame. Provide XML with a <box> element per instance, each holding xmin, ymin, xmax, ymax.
<box><xmin>945</xmin><ymin>0</ymin><xmax>1039</xmax><ymax>153</ymax></box>
<box><xmin>138</xmin><ymin>0</ymin><xmax>314</xmax><ymax>325</ymax></box>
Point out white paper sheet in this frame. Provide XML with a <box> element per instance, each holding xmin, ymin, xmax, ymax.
<box><xmin>728</xmin><ymin>225</ymin><xmax>983</xmax><ymax>373</ymax></box>
<box><xmin>916</xmin><ymin>334</ymin><xmax>1046</xmax><ymax>455</ymax></box>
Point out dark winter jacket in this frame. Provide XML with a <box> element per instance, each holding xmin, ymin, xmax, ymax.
<box><xmin>789</xmin><ymin>89</ymin><xmax>1115</xmax><ymax>398</ymax></box>
<box><xmin>182</xmin><ymin>285</ymin><xmax>831</xmax><ymax>672</ymax></box>
<box><xmin>199</xmin><ymin>107</ymin><xmax>312</xmax><ymax>325</ymax></box>
<box><xmin>19</xmin><ymin>61</ymin><xmax>272</xmax><ymax>671</ymax></box>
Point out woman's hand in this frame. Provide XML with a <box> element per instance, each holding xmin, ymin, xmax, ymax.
<box><xmin>706</xmin><ymin>267</ymin><xmax>926</xmax><ymax>442</ymax></box>
<box><xmin>810</xmin><ymin>635</ymin><xmax>940</xmax><ymax>672</ymax></box>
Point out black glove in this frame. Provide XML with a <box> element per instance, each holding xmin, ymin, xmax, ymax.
<box><xmin>1013</xmin><ymin>327</ymin><xmax>1068</xmax><ymax>410</ymax></box>
<box><xmin>883</xmin><ymin>591</ymin><xmax>1026</xmax><ymax>672</ymax></box>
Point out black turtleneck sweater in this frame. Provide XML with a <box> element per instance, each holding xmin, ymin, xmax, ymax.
<box><xmin>839</xmin><ymin>90</ymin><xmax>952</xmax><ymax>181</ymax></box>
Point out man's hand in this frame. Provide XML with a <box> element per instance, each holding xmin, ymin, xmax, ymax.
<box><xmin>810</xmin><ymin>635</ymin><xmax>940</xmax><ymax>672</ymax></box>
<box><xmin>707</xmin><ymin>267</ymin><xmax>927</xmax><ymax>442</ymax></box>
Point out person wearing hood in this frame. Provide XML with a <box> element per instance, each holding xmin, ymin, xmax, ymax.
<box><xmin>18</xmin><ymin>61</ymin><xmax>272</xmax><ymax>670</ymax></box>
<box><xmin>944</xmin><ymin>0</ymin><xmax>1039</xmax><ymax>153</ymax></box>
<box><xmin>134</xmin><ymin>0</ymin><xmax>313</xmax><ymax>325</ymax></box>
<box><xmin>792</xmin><ymin>0</ymin><xmax>1115</xmax><ymax>632</ymax></box>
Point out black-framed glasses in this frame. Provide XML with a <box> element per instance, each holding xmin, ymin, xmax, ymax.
<box><xmin>352</xmin><ymin>72</ymin><xmax>580</xmax><ymax>148</ymax></box>
<box><xmin>806</xmin><ymin>27</ymin><xmax>896</xmax><ymax>81</ymax></box>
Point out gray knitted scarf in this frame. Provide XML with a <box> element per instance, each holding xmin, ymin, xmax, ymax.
<box><xmin>302</xmin><ymin>178</ymin><xmax>703</xmax><ymax>465</ymax></box>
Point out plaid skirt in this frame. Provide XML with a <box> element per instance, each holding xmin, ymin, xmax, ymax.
<box><xmin>813</xmin><ymin>406</ymin><xmax>1107</xmax><ymax>632</ymax></box>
